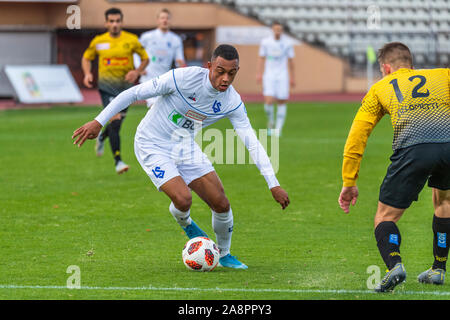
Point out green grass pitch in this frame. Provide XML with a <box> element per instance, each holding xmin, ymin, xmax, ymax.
<box><xmin>0</xmin><ymin>102</ymin><xmax>446</xmax><ymax>300</ymax></box>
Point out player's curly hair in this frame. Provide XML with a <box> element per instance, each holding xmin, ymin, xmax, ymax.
<box><xmin>211</xmin><ymin>44</ymin><xmax>239</xmax><ymax>62</ymax></box>
<box><xmin>377</xmin><ymin>42</ymin><xmax>413</xmax><ymax>68</ymax></box>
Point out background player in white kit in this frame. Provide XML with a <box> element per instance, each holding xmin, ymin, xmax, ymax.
<box><xmin>256</xmin><ymin>21</ymin><xmax>295</xmax><ymax>137</ymax></box>
<box><xmin>134</xmin><ymin>8</ymin><xmax>186</xmax><ymax>108</ymax></box>
<box><xmin>72</xmin><ymin>45</ymin><xmax>290</xmax><ymax>270</ymax></box>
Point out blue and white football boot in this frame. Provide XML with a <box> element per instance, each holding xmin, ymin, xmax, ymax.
<box><xmin>183</xmin><ymin>220</ymin><xmax>208</xmax><ymax>239</ymax></box>
<box><xmin>219</xmin><ymin>254</ymin><xmax>248</xmax><ymax>270</ymax></box>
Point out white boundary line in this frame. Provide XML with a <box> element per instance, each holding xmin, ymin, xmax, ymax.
<box><xmin>1</xmin><ymin>284</ymin><xmax>450</xmax><ymax>296</ymax></box>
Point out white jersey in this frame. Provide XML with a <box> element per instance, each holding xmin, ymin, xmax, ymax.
<box><xmin>135</xmin><ymin>28</ymin><xmax>184</xmax><ymax>82</ymax></box>
<box><xmin>259</xmin><ymin>35</ymin><xmax>294</xmax><ymax>79</ymax></box>
<box><xmin>95</xmin><ymin>66</ymin><xmax>279</xmax><ymax>189</ymax></box>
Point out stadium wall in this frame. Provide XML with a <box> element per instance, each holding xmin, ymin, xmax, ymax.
<box><xmin>0</xmin><ymin>0</ymin><xmax>363</xmax><ymax>98</ymax></box>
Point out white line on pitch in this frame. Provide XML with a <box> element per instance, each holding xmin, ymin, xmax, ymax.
<box><xmin>1</xmin><ymin>284</ymin><xmax>450</xmax><ymax>296</ymax></box>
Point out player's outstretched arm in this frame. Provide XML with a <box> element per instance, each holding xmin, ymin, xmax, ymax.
<box><xmin>72</xmin><ymin>120</ymin><xmax>102</xmax><ymax>148</ymax></box>
<box><xmin>338</xmin><ymin>186</ymin><xmax>359</xmax><ymax>214</ymax></box>
<box><xmin>271</xmin><ymin>186</ymin><xmax>290</xmax><ymax>210</ymax></box>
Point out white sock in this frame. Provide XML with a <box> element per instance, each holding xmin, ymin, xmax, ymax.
<box><xmin>169</xmin><ymin>202</ymin><xmax>192</xmax><ymax>228</ymax></box>
<box><xmin>212</xmin><ymin>208</ymin><xmax>233</xmax><ymax>257</ymax></box>
<box><xmin>275</xmin><ymin>104</ymin><xmax>287</xmax><ymax>132</ymax></box>
<box><xmin>264</xmin><ymin>104</ymin><xmax>275</xmax><ymax>128</ymax></box>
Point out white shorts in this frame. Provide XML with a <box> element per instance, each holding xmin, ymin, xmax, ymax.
<box><xmin>134</xmin><ymin>140</ymin><xmax>215</xmax><ymax>191</ymax></box>
<box><xmin>263</xmin><ymin>75</ymin><xmax>289</xmax><ymax>100</ymax></box>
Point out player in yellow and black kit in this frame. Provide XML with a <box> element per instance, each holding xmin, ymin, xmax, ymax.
<box><xmin>82</xmin><ymin>7</ymin><xmax>149</xmax><ymax>174</ymax></box>
<box><xmin>338</xmin><ymin>42</ymin><xmax>450</xmax><ymax>292</ymax></box>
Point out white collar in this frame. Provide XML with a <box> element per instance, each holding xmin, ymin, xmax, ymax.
<box><xmin>204</xmin><ymin>69</ymin><xmax>221</xmax><ymax>95</ymax></box>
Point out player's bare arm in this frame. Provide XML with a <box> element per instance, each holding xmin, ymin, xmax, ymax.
<box><xmin>256</xmin><ymin>56</ymin><xmax>265</xmax><ymax>84</ymax></box>
<box><xmin>288</xmin><ymin>58</ymin><xmax>295</xmax><ymax>88</ymax></box>
<box><xmin>125</xmin><ymin>58</ymin><xmax>149</xmax><ymax>83</ymax></box>
<box><xmin>81</xmin><ymin>58</ymin><xmax>94</xmax><ymax>88</ymax></box>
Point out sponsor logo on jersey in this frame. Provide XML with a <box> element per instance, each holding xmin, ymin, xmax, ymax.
<box><xmin>168</xmin><ymin>110</ymin><xmax>198</xmax><ymax>131</ymax></box>
<box><xmin>103</xmin><ymin>57</ymin><xmax>129</xmax><ymax>66</ymax></box>
<box><xmin>169</xmin><ymin>110</ymin><xmax>184</xmax><ymax>125</ymax></box>
<box><xmin>96</xmin><ymin>43</ymin><xmax>110</xmax><ymax>50</ymax></box>
<box><xmin>186</xmin><ymin>109</ymin><xmax>207</xmax><ymax>122</ymax></box>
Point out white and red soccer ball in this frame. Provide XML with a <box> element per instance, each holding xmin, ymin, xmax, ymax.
<box><xmin>182</xmin><ymin>237</ymin><xmax>220</xmax><ymax>271</ymax></box>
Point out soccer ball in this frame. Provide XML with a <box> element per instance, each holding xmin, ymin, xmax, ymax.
<box><xmin>182</xmin><ymin>237</ymin><xmax>220</xmax><ymax>271</ymax></box>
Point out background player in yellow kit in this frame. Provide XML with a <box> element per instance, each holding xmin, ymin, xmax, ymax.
<box><xmin>338</xmin><ymin>42</ymin><xmax>450</xmax><ymax>292</ymax></box>
<box><xmin>82</xmin><ymin>7</ymin><xmax>149</xmax><ymax>174</ymax></box>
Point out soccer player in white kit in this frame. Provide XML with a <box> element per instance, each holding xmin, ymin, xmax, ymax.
<box><xmin>256</xmin><ymin>21</ymin><xmax>295</xmax><ymax>137</ymax></box>
<box><xmin>134</xmin><ymin>8</ymin><xmax>186</xmax><ymax>108</ymax></box>
<box><xmin>72</xmin><ymin>45</ymin><xmax>290</xmax><ymax>269</ymax></box>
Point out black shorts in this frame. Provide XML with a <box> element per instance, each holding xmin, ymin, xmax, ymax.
<box><xmin>379</xmin><ymin>142</ymin><xmax>450</xmax><ymax>209</ymax></box>
<box><xmin>99</xmin><ymin>89</ymin><xmax>128</xmax><ymax>118</ymax></box>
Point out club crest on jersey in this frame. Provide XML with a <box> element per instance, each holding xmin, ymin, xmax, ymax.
<box><xmin>212</xmin><ymin>100</ymin><xmax>221</xmax><ymax>113</ymax></box>
<box><xmin>152</xmin><ymin>166</ymin><xmax>165</xmax><ymax>179</ymax></box>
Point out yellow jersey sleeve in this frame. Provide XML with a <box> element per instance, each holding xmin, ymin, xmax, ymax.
<box><xmin>342</xmin><ymin>86</ymin><xmax>385</xmax><ymax>187</ymax></box>
<box><xmin>83</xmin><ymin>36</ymin><xmax>98</xmax><ymax>61</ymax></box>
<box><xmin>132</xmin><ymin>37</ymin><xmax>149</xmax><ymax>61</ymax></box>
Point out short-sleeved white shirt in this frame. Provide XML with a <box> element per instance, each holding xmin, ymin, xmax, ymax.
<box><xmin>259</xmin><ymin>35</ymin><xmax>294</xmax><ymax>79</ymax></box>
<box><xmin>136</xmin><ymin>28</ymin><xmax>184</xmax><ymax>82</ymax></box>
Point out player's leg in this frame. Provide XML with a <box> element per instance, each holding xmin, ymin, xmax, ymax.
<box><xmin>107</xmin><ymin>112</ymin><xmax>129</xmax><ymax>174</ymax></box>
<box><xmin>263</xmin><ymin>76</ymin><xmax>276</xmax><ymax>134</ymax></box>
<box><xmin>418</xmin><ymin>188</ymin><xmax>450</xmax><ymax>284</ymax></box>
<box><xmin>134</xmin><ymin>143</ymin><xmax>207</xmax><ymax>238</ymax></box>
<box><xmin>373</xmin><ymin>145</ymin><xmax>434</xmax><ymax>292</ymax></box>
<box><xmin>188</xmin><ymin>171</ymin><xmax>231</xmax><ymax>252</ymax></box>
<box><xmin>98</xmin><ymin>90</ymin><xmax>129</xmax><ymax>173</ymax></box>
<box><xmin>159</xmin><ymin>177</ymin><xmax>209</xmax><ymax>239</ymax></box>
<box><xmin>274</xmin><ymin>98</ymin><xmax>288</xmax><ymax>137</ymax></box>
<box><xmin>263</xmin><ymin>96</ymin><xmax>276</xmax><ymax>135</ymax></box>
<box><xmin>431</xmin><ymin>188</ymin><xmax>450</xmax><ymax>272</ymax></box>
<box><xmin>188</xmin><ymin>171</ymin><xmax>247</xmax><ymax>269</ymax></box>
<box><xmin>373</xmin><ymin>202</ymin><xmax>407</xmax><ymax>292</ymax></box>
<box><xmin>273</xmin><ymin>75</ymin><xmax>289</xmax><ymax>137</ymax></box>
<box><xmin>418</xmin><ymin>143</ymin><xmax>450</xmax><ymax>284</ymax></box>
<box><xmin>96</xmin><ymin>90</ymin><xmax>112</xmax><ymax>157</ymax></box>
<box><xmin>374</xmin><ymin>202</ymin><xmax>405</xmax><ymax>270</ymax></box>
